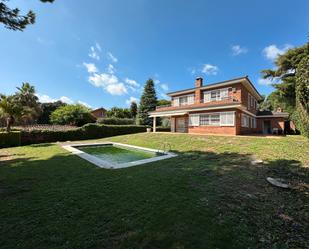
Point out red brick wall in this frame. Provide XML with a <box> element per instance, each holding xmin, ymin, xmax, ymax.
<box><xmin>257</xmin><ymin>117</ymin><xmax>285</xmax><ymax>134</ymax></box>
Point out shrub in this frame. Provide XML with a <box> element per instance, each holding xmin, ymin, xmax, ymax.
<box><xmin>156</xmin><ymin>126</ymin><xmax>170</xmax><ymax>132</ymax></box>
<box><xmin>96</xmin><ymin>117</ymin><xmax>134</xmax><ymax>125</ymax></box>
<box><xmin>50</xmin><ymin>104</ymin><xmax>95</xmax><ymax>126</ymax></box>
<box><xmin>0</xmin><ymin>131</ymin><xmax>21</xmax><ymax>148</ymax></box>
<box><xmin>20</xmin><ymin>124</ymin><xmax>147</xmax><ymax>146</ymax></box>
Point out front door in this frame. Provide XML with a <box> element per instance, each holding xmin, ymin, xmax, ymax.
<box><xmin>263</xmin><ymin>120</ymin><xmax>271</xmax><ymax>134</ymax></box>
<box><xmin>176</xmin><ymin>117</ymin><xmax>188</xmax><ymax>133</ymax></box>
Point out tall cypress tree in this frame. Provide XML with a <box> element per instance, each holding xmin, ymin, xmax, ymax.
<box><xmin>130</xmin><ymin>101</ymin><xmax>138</xmax><ymax>119</ymax></box>
<box><xmin>138</xmin><ymin>79</ymin><xmax>157</xmax><ymax>126</ymax></box>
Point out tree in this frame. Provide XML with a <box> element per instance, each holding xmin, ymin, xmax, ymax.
<box><xmin>138</xmin><ymin>79</ymin><xmax>157</xmax><ymax>126</ymax></box>
<box><xmin>0</xmin><ymin>0</ymin><xmax>54</xmax><ymax>31</ymax></box>
<box><xmin>0</xmin><ymin>94</ymin><xmax>22</xmax><ymax>132</ymax></box>
<box><xmin>15</xmin><ymin>82</ymin><xmax>41</xmax><ymax>124</ymax></box>
<box><xmin>261</xmin><ymin>44</ymin><xmax>308</xmax><ymax>114</ymax></box>
<box><xmin>157</xmin><ymin>99</ymin><xmax>171</xmax><ymax>107</ymax></box>
<box><xmin>106</xmin><ymin>107</ymin><xmax>132</xmax><ymax>119</ymax></box>
<box><xmin>50</xmin><ymin>104</ymin><xmax>94</xmax><ymax>126</ymax></box>
<box><xmin>294</xmin><ymin>55</ymin><xmax>309</xmax><ymax>137</ymax></box>
<box><xmin>130</xmin><ymin>101</ymin><xmax>137</xmax><ymax>118</ymax></box>
<box><xmin>37</xmin><ymin>101</ymin><xmax>66</xmax><ymax>124</ymax></box>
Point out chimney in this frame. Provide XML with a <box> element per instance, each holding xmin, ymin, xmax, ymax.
<box><xmin>195</xmin><ymin>77</ymin><xmax>203</xmax><ymax>88</ymax></box>
<box><xmin>194</xmin><ymin>77</ymin><xmax>203</xmax><ymax>104</ymax></box>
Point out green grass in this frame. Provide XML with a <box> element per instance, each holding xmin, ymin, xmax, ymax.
<box><xmin>0</xmin><ymin>133</ymin><xmax>308</xmax><ymax>249</ymax></box>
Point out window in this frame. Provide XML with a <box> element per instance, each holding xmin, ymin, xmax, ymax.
<box><xmin>189</xmin><ymin>114</ymin><xmax>199</xmax><ymax>126</ymax></box>
<box><xmin>187</xmin><ymin>95</ymin><xmax>194</xmax><ymax>104</ymax></box>
<box><xmin>173</xmin><ymin>97</ymin><xmax>179</xmax><ymax>106</ymax></box>
<box><xmin>220</xmin><ymin>112</ymin><xmax>235</xmax><ymax>126</ymax></box>
<box><xmin>253</xmin><ymin>118</ymin><xmax>257</xmax><ymax>128</ymax></box>
<box><xmin>179</xmin><ymin>96</ymin><xmax>187</xmax><ymax>106</ymax></box>
<box><xmin>173</xmin><ymin>94</ymin><xmax>195</xmax><ymax>106</ymax></box>
<box><xmin>204</xmin><ymin>88</ymin><xmax>229</xmax><ymax>102</ymax></box>
<box><xmin>200</xmin><ymin>114</ymin><xmax>211</xmax><ymax>125</ymax></box>
<box><xmin>220</xmin><ymin>89</ymin><xmax>228</xmax><ymax>99</ymax></box>
<box><xmin>200</xmin><ymin>114</ymin><xmax>220</xmax><ymax>125</ymax></box>
<box><xmin>241</xmin><ymin>114</ymin><xmax>249</xmax><ymax>127</ymax></box>
<box><xmin>198</xmin><ymin>112</ymin><xmax>234</xmax><ymax>126</ymax></box>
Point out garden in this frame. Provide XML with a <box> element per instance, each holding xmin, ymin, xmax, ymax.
<box><xmin>0</xmin><ymin>133</ymin><xmax>308</xmax><ymax>249</ymax></box>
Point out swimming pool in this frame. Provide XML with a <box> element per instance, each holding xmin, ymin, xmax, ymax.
<box><xmin>62</xmin><ymin>142</ymin><xmax>177</xmax><ymax>169</ymax></box>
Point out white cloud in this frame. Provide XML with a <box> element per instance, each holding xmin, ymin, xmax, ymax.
<box><xmin>106</xmin><ymin>83</ymin><xmax>127</xmax><ymax>95</ymax></box>
<box><xmin>95</xmin><ymin>42</ymin><xmax>102</xmax><ymax>52</ymax></box>
<box><xmin>202</xmin><ymin>64</ymin><xmax>219</xmax><ymax>75</ymax></box>
<box><xmin>83</xmin><ymin>62</ymin><xmax>98</xmax><ymax>73</ymax></box>
<box><xmin>78</xmin><ymin>100</ymin><xmax>91</xmax><ymax>108</ymax></box>
<box><xmin>89</xmin><ymin>46</ymin><xmax>100</xmax><ymax>60</ymax></box>
<box><xmin>160</xmin><ymin>83</ymin><xmax>169</xmax><ymax>91</ymax></box>
<box><xmin>126</xmin><ymin>96</ymin><xmax>138</xmax><ymax>105</ymax></box>
<box><xmin>107</xmin><ymin>52</ymin><xmax>118</xmax><ymax>63</ymax></box>
<box><xmin>263</xmin><ymin>44</ymin><xmax>293</xmax><ymax>61</ymax></box>
<box><xmin>36</xmin><ymin>94</ymin><xmax>88</xmax><ymax>106</ymax></box>
<box><xmin>125</xmin><ymin>78</ymin><xmax>139</xmax><ymax>87</ymax></box>
<box><xmin>258</xmin><ymin>78</ymin><xmax>273</xmax><ymax>86</ymax></box>
<box><xmin>154</xmin><ymin>79</ymin><xmax>160</xmax><ymax>84</ymax></box>
<box><xmin>231</xmin><ymin>45</ymin><xmax>248</xmax><ymax>55</ymax></box>
<box><xmin>60</xmin><ymin>96</ymin><xmax>74</xmax><ymax>104</ymax></box>
<box><xmin>36</xmin><ymin>94</ymin><xmax>57</xmax><ymax>103</ymax></box>
<box><xmin>107</xmin><ymin>64</ymin><xmax>115</xmax><ymax>74</ymax></box>
<box><xmin>88</xmin><ymin>73</ymin><xmax>128</xmax><ymax>95</ymax></box>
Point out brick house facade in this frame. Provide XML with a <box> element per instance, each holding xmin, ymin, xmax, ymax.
<box><xmin>149</xmin><ymin>76</ymin><xmax>289</xmax><ymax>135</ymax></box>
<box><xmin>91</xmin><ymin>107</ymin><xmax>107</xmax><ymax>119</ymax></box>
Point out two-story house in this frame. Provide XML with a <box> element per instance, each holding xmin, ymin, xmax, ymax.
<box><xmin>149</xmin><ymin>76</ymin><xmax>289</xmax><ymax>135</ymax></box>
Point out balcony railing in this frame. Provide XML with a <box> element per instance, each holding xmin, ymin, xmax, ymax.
<box><xmin>155</xmin><ymin>96</ymin><xmax>238</xmax><ymax>110</ymax></box>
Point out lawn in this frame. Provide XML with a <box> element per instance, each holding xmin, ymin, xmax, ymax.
<box><xmin>0</xmin><ymin>133</ymin><xmax>308</xmax><ymax>249</ymax></box>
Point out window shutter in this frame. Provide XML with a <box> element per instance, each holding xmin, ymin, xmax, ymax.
<box><xmin>189</xmin><ymin>114</ymin><xmax>200</xmax><ymax>126</ymax></box>
<box><xmin>220</xmin><ymin>89</ymin><xmax>228</xmax><ymax>99</ymax></box>
<box><xmin>173</xmin><ymin>97</ymin><xmax>179</xmax><ymax>106</ymax></box>
<box><xmin>220</xmin><ymin>112</ymin><xmax>234</xmax><ymax>126</ymax></box>
<box><xmin>187</xmin><ymin>95</ymin><xmax>194</xmax><ymax>104</ymax></box>
<box><xmin>204</xmin><ymin>92</ymin><xmax>211</xmax><ymax>102</ymax></box>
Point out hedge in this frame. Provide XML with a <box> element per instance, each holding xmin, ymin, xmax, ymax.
<box><xmin>96</xmin><ymin>118</ymin><xmax>135</xmax><ymax>125</ymax></box>
<box><xmin>20</xmin><ymin>124</ymin><xmax>147</xmax><ymax>146</ymax></box>
<box><xmin>0</xmin><ymin>131</ymin><xmax>21</xmax><ymax>148</ymax></box>
<box><xmin>156</xmin><ymin>126</ymin><xmax>171</xmax><ymax>132</ymax></box>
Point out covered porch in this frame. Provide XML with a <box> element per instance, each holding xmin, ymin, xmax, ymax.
<box><xmin>149</xmin><ymin>112</ymin><xmax>188</xmax><ymax>133</ymax></box>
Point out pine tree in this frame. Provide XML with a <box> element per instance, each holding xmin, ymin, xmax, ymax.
<box><xmin>138</xmin><ymin>79</ymin><xmax>157</xmax><ymax>126</ymax></box>
<box><xmin>0</xmin><ymin>0</ymin><xmax>54</xmax><ymax>31</ymax></box>
<box><xmin>130</xmin><ymin>101</ymin><xmax>137</xmax><ymax>119</ymax></box>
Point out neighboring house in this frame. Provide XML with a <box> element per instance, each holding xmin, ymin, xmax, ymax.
<box><xmin>149</xmin><ymin>76</ymin><xmax>289</xmax><ymax>135</ymax></box>
<box><xmin>91</xmin><ymin>107</ymin><xmax>107</xmax><ymax>119</ymax></box>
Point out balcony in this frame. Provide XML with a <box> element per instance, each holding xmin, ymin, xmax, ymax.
<box><xmin>155</xmin><ymin>97</ymin><xmax>240</xmax><ymax>111</ymax></box>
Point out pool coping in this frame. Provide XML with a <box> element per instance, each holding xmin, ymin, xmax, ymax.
<box><xmin>61</xmin><ymin>142</ymin><xmax>177</xmax><ymax>169</ymax></box>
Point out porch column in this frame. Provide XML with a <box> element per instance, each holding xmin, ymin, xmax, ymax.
<box><xmin>153</xmin><ymin>116</ymin><xmax>156</xmax><ymax>132</ymax></box>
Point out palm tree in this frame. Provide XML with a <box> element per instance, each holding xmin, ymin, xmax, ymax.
<box><xmin>0</xmin><ymin>94</ymin><xmax>22</xmax><ymax>132</ymax></box>
<box><xmin>15</xmin><ymin>82</ymin><xmax>41</xmax><ymax>124</ymax></box>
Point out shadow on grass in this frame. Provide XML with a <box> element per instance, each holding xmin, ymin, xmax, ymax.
<box><xmin>0</xmin><ymin>147</ymin><xmax>308</xmax><ymax>249</ymax></box>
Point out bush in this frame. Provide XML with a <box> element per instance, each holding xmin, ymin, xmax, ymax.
<box><xmin>156</xmin><ymin>126</ymin><xmax>170</xmax><ymax>132</ymax></box>
<box><xmin>20</xmin><ymin>124</ymin><xmax>147</xmax><ymax>146</ymax></box>
<box><xmin>0</xmin><ymin>131</ymin><xmax>21</xmax><ymax>148</ymax></box>
<box><xmin>50</xmin><ymin>104</ymin><xmax>95</xmax><ymax>126</ymax></box>
<box><xmin>97</xmin><ymin>117</ymin><xmax>134</xmax><ymax>125</ymax></box>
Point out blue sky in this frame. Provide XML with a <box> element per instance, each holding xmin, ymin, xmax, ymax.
<box><xmin>0</xmin><ymin>0</ymin><xmax>308</xmax><ymax>109</ymax></box>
